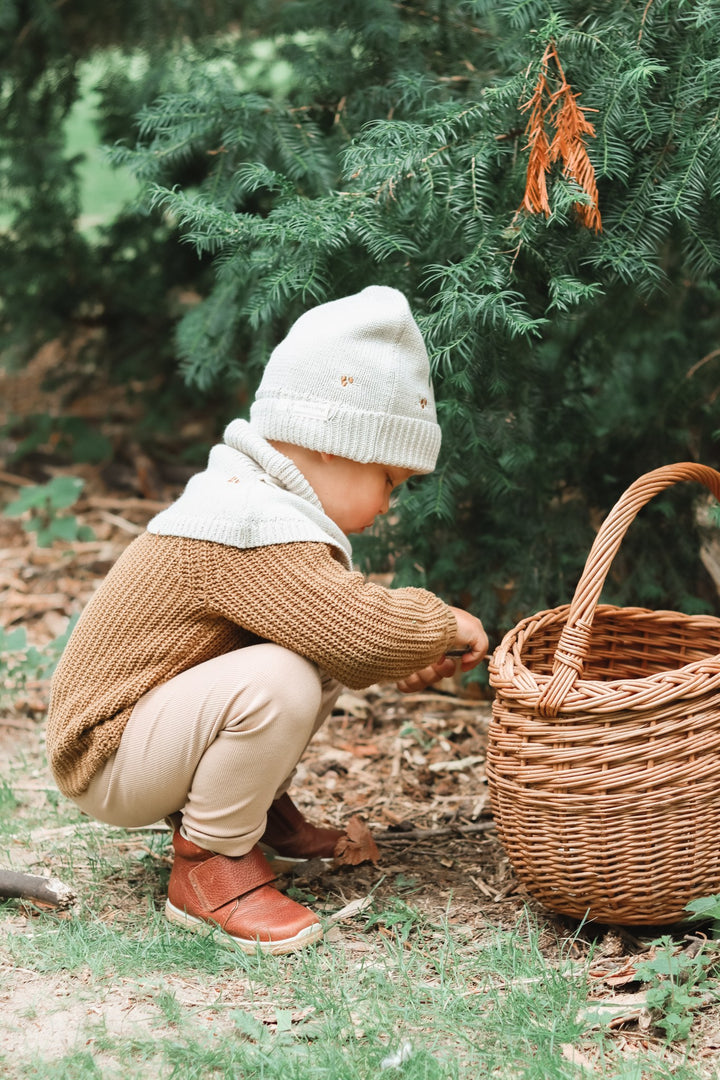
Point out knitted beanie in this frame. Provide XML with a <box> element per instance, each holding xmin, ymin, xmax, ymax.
<box><xmin>248</xmin><ymin>286</ymin><xmax>441</xmax><ymax>473</ymax></box>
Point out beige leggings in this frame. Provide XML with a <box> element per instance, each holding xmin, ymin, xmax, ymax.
<box><xmin>74</xmin><ymin>644</ymin><xmax>341</xmax><ymax>856</ymax></box>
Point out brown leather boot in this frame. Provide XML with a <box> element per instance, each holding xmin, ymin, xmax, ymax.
<box><xmin>165</xmin><ymin>830</ymin><xmax>322</xmax><ymax>954</ymax></box>
<box><xmin>260</xmin><ymin>793</ymin><xmax>345</xmax><ymax>867</ymax></box>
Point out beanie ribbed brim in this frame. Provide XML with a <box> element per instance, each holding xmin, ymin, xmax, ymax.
<box><xmin>250</xmin><ymin>397</ymin><xmax>441</xmax><ymax>473</ymax></box>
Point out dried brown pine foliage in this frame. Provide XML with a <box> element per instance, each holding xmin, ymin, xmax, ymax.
<box><xmin>519</xmin><ymin>41</ymin><xmax>602</xmax><ymax>232</ymax></box>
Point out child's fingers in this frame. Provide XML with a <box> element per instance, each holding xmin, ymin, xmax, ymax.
<box><xmin>453</xmin><ymin>628</ymin><xmax>489</xmax><ymax>670</ymax></box>
<box><xmin>448</xmin><ymin>608</ymin><xmax>488</xmax><ymax>666</ymax></box>
<box><xmin>396</xmin><ymin>657</ymin><xmax>455</xmax><ymax>693</ymax></box>
<box><xmin>459</xmin><ymin>636</ymin><xmax>489</xmax><ymax>670</ymax></box>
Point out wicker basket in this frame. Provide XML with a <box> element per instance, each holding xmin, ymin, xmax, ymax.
<box><xmin>487</xmin><ymin>463</ymin><xmax>720</xmax><ymax>925</ymax></box>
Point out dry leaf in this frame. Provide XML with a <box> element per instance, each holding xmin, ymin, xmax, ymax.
<box><xmin>336</xmin><ymin>741</ymin><xmax>380</xmax><ymax>758</ymax></box>
<box><xmin>333</xmin><ymin>815</ymin><xmax>379</xmax><ymax>866</ymax></box>
<box><xmin>589</xmin><ymin>957</ymin><xmax>642</xmax><ymax>988</ymax></box>
<box><xmin>334</xmin><ymin>691</ymin><xmax>371</xmax><ymax>718</ymax></box>
<box><xmin>427</xmin><ymin>754</ymin><xmax>484</xmax><ymax>773</ymax></box>
<box><xmin>560</xmin><ymin>1044</ymin><xmax>595</xmax><ymax>1072</ymax></box>
<box><xmin>577</xmin><ymin>991</ymin><xmax>650</xmax><ymax>1031</ymax></box>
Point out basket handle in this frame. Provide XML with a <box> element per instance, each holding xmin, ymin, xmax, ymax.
<box><xmin>537</xmin><ymin>462</ymin><xmax>720</xmax><ymax>717</ymax></box>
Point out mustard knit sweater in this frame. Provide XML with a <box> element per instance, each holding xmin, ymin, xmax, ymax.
<box><xmin>47</xmin><ymin>533</ymin><xmax>456</xmax><ymax>798</ymax></box>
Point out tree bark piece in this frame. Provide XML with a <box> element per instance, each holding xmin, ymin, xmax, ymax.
<box><xmin>0</xmin><ymin>869</ymin><xmax>76</xmax><ymax>909</ymax></box>
<box><xmin>374</xmin><ymin>820</ymin><xmax>495</xmax><ymax>842</ymax></box>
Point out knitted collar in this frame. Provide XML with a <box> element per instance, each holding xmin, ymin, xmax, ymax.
<box><xmin>146</xmin><ymin>419</ymin><xmax>353</xmax><ymax>568</ymax></box>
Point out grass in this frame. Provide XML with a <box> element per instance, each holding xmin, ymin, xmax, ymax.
<box><xmin>2</xmin><ymin>894</ymin><xmax>593</xmax><ymax>1078</ymax></box>
<box><xmin>1</xmin><ymin>682</ymin><xmax>718</xmax><ymax>1077</ymax></box>
<box><xmin>1</xmin><ymin>913</ymin><xmax>706</xmax><ymax>1080</ymax></box>
<box><xmin>1</xmin><ymin>791</ymin><xmax>717</xmax><ymax>1080</ymax></box>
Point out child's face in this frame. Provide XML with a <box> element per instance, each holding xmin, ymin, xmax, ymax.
<box><xmin>314</xmin><ymin>456</ymin><xmax>416</xmax><ymax>535</ymax></box>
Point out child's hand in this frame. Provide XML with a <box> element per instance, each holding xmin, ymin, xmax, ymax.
<box><xmin>395</xmin><ymin>608</ymin><xmax>488</xmax><ymax>693</ymax></box>
<box><xmin>447</xmin><ymin>607</ymin><xmax>489</xmax><ymax>672</ymax></box>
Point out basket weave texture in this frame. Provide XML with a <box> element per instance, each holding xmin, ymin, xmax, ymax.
<box><xmin>487</xmin><ymin>463</ymin><xmax>720</xmax><ymax>925</ymax></box>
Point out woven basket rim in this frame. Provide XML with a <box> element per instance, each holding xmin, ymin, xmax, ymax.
<box><xmin>489</xmin><ymin>602</ymin><xmax>720</xmax><ymax>715</ymax></box>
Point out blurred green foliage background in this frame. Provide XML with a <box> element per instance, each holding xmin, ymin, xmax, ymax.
<box><xmin>2</xmin><ymin>0</ymin><xmax>720</xmax><ymax>649</ymax></box>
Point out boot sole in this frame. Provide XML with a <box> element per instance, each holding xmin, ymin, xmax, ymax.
<box><xmin>259</xmin><ymin>843</ymin><xmax>335</xmax><ymax>870</ymax></box>
<box><xmin>164</xmin><ymin>899</ymin><xmax>323</xmax><ymax>954</ymax></box>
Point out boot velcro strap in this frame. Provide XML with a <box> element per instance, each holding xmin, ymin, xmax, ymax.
<box><xmin>189</xmin><ymin>847</ymin><xmax>277</xmax><ymax>912</ymax></box>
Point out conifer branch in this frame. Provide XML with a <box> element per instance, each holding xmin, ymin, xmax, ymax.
<box><xmin>518</xmin><ymin>40</ymin><xmax>602</xmax><ymax>232</ymax></box>
<box><xmin>638</xmin><ymin>0</ymin><xmax>656</xmax><ymax>42</ymax></box>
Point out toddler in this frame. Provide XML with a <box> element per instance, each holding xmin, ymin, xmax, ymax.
<box><xmin>47</xmin><ymin>286</ymin><xmax>488</xmax><ymax>953</ymax></box>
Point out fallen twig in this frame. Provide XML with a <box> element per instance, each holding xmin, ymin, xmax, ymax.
<box><xmin>0</xmin><ymin>718</ymin><xmax>37</xmax><ymax>731</ymax></box>
<box><xmin>28</xmin><ymin>820</ymin><xmax>111</xmax><ymax>841</ymax></box>
<box><xmin>427</xmin><ymin>755</ymin><xmax>484</xmax><ymax>773</ymax></box>
<box><xmin>400</xmin><ymin>692</ymin><xmax>491</xmax><ymax>709</ymax></box>
<box><xmin>4</xmin><ymin>784</ymin><xmax>59</xmax><ymax>792</ymax></box>
<box><xmin>326</xmin><ymin>894</ymin><xmax>376</xmax><ymax>926</ymax></box>
<box><xmin>0</xmin><ymin>470</ymin><xmax>33</xmax><ymax>487</ymax></box>
<box><xmin>97</xmin><ymin>510</ymin><xmax>145</xmax><ymax>535</ymax></box>
<box><xmin>0</xmin><ymin>869</ymin><xmax>76</xmax><ymax>909</ymax></box>
<box><xmin>470</xmin><ymin>874</ymin><xmax>495</xmax><ymax>898</ymax></box>
<box><xmin>374</xmin><ymin>820</ymin><xmax>495</xmax><ymax>842</ymax></box>
<box><xmin>84</xmin><ymin>496</ymin><xmax>169</xmax><ymax>512</ymax></box>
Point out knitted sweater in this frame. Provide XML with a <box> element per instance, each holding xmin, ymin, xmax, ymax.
<box><xmin>47</xmin><ymin>534</ymin><xmax>456</xmax><ymax>798</ymax></box>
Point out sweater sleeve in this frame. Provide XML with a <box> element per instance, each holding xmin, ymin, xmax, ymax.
<box><xmin>202</xmin><ymin>542</ymin><xmax>457</xmax><ymax>689</ymax></box>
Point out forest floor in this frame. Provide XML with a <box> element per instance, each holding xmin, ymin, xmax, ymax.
<box><xmin>1</xmin><ymin>355</ymin><xmax>719</xmax><ymax>1076</ymax></box>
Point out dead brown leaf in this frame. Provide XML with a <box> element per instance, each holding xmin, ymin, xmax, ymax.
<box><xmin>588</xmin><ymin>957</ymin><xmax>642</xmax><ymax>989</ymax></box>
<box><xmin>336</xmin><ymin>742</ymin><xmax>380</xmax><ymax>758</ymax></box>
<box><xmin>333</xmin><ymin>815</ymin><xmax>379</xmax><ymax>866</ymax></box>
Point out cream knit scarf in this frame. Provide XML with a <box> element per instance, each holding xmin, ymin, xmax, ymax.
<box><xmin>146</xmin><ymin>419</ymin><xmax>353</xmax><ymax>569</ymax></box>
